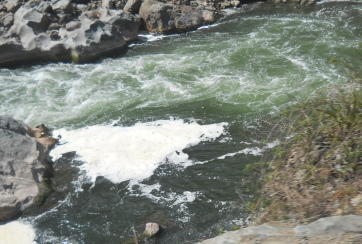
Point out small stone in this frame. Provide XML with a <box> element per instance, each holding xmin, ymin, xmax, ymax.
<box><xmin>48</xmin><ymin>23</ymin><xmax>61</xmax><ymax>30</ymax></box>
<box><xmin>351</xmin><ymin>194</ymin><xmax>362</xmax><ymax>207</ymax></box>
<box><xmin>65</xmin><ymin>20</ymin><xmax>80</xmax><ymax>31</ymax></box>
<box><xmin>335</xmin><ymin>164</ymin><xmax>342</xmax><ymax>172</ymax></box>
<box><xmin>144</xmin><ymin>222</ymin><xmax>161</xmax><ymax>237</ymax></box>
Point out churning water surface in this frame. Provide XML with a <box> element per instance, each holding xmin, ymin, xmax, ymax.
<box><xmin>0</xmin><ymin>1</ymin><xmax>361</xmax><ymax>243</ymax></box>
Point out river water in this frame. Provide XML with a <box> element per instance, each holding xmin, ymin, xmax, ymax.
<box><xmin>0</xmin><ymin>1</ymin><xmax>361</xmax><ymax>243</ymax></box>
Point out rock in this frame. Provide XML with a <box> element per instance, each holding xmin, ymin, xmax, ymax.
<box><xmin>75</xmin><ymin>3</ymin><xmax>88</xmax><ymax>13</ymax></box>
<box><xmin>65</xmin><ymin>20</ymin><xmax>80</xmax><ymax>30</ymax></box>
<box><xmin>48</xmin><ymin>22</ymin><xmax>61</xmax><ymax>30</ymax></box>
<box><xmin>0</xmin><ymin>5</ymin><xmax>140</xmax><ymax>66</ymax></box>
<box><xmin>0</xmin><ymin>116</ymin><xmax>55</xmax><ymax>222</ymax></box>
<box><xmin>351</xmin><ymin>194</ymin><xmax>362</xmax><ymax>207</ymax></box>
<box><xmin>123</xmin><ymin>0</ymin><xmax>143</xmax><ymax>14</ymax></box>
<box><xmin>199</xmin><ymin>215</ymin><xmax>362</xmax><ymax>244</ymax></box>
<box><xmin>1</xmin><ymin>13</ymin><xmax>14</xmax><ymax>29</ymax></box>
<box><xmin>139</xmin><ymin>0</ymin><xmax>214</xmax><ymax>34</ymax></box>
<box><xmin>71</xmin><ymin>0</ymin><xmax>92</xmax><ymax>3</ymax></box>
<box><xmin>102</xmin><ymin>0</ymin><xmax>115</xmax><ymax>9</ymax></box>
<box><xmin>16</xmin><ymin>7</ymin><xmax>51</xmax><ymax>34</ymax></box>
<box><xmin>36</xmin><ymin>1</ymin><xmax>53</xmax><ymax>13</ymax></box>
<box><xmin>51</xmin><ymin>0</ymin><xmax>75</xmax><ymax>15</ymax></box>
<box><xmin>144</xmin><ymin>222</ymin><xmax>162</xmax><ymax>237</ymax></box>
<box><xmin>5</xmin><ymin>0</ymin><xmax>22</xmax><ymax>13</ymax></box>
<box><xmin>294</xmin><ymin>215</ymin><xmax>362</xmax><ymax>235</ymax></box>
<box><xmin>58</xmin><ymin>8</ymin><xmax>140</xmax><ymax>63</ymax></box>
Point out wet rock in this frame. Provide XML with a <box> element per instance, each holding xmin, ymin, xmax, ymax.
<box><xmin>144</xmin><ymin>222</ymin><xmax>162</xmax><ymax>237</ymax></box>
<box><xmin>145</xmin><ymin>211</ymin><xmax>179</xmax><ymax>230</ymax></box>
<box><xmin>0</xmin><ymin>116</ymin><xmax>55</xmax><ymax>222</ymax></box>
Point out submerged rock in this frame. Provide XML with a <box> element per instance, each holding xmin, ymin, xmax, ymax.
<box><xmin>0</xmin><ymin>116</ymin><xmax>56</xmax><ymax>222</ymax></box>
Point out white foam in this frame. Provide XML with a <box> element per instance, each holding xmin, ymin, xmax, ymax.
<box><xmin>217</xmin><ymin>147</ymin><xmax>263</xmax><ymax>159</ymax></box>
<box><xmin>217</xmin><ymin>139</ymin><xmax>280</xmax><ymax>160</ymax></box>
<box><xmin>51</xmin><ymin>119</ymin><xmax>227</xmax><ymax>184</ymax></box>
<box><xmin>0</xmin><ymin>221</ymin><xmax>36</xmax><ymax>244</ymax></box>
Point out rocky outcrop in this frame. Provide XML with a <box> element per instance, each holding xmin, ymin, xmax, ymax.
<box><xmin>0</xmin><ymin>116</ymin><xmax>57</xmax><ymax>222</ymax></box>
<box><xmin>0</xmin><ymin>0</ymin><xmax>319</xmax><ymax>67</ymax></box>
<box><xmin>268</xmin><ymin>0</ymin><xmax>316</xmax><ymax>5</ymax></box>
<box><xmin>199</xmin><ymin>215</ymin><xmax>362</xmax><ymax>244</ymax></box>
<box><xmin>0</xmin><ymin>1</ymin><xmax>141</xmax><ymax>66</ymax></box>
<box><xmin>139</xmin><ymin>0</ymin><xmax>214</xmax><ymax>34</ymax></box>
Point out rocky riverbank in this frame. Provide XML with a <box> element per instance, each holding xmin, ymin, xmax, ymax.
<box><xmin>199</xmin><ymin>215</ymin><xmax>362</xmax><ymax>244</ymax></box>
<box><xmin>0</xmin><ymin>116</ymin><xmax>57</xmax><ymax>222</ymax></box>
<box><xmin>0</xmin><ymin>0</ymin><xmax>317</xmax><ymax>67</ymax></box>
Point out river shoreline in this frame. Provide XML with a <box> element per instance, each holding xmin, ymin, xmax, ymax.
<box><xmin>0</xmin><ymin>0</ymin><xmax>321</xmax><ymax>68</ymax></box>
<box><xmin>0</xmin><ymin>1</ymin><xmax>361</xmax><ymax>243</ymax></box>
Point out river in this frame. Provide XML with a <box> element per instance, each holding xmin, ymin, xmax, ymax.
<box><xmin>0</xmin><ymin>1</ymin><xmax>361</xmax><ymax>243</ymax></box>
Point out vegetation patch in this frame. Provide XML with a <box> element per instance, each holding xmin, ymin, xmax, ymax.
<box><xmin>247</xmin><ymin>44</ymin><xmax>362</xmax><ymax>224</ymax></box>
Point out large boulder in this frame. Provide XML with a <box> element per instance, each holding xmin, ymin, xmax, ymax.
<box><xmin>0</xmin><ymin>116</ymin><xmax>56</xmax><ymax>222</ymax></box>
<box><xmin>0</xmin><ymin>5</ymin><xmax>140</xmax><ymax>66</ymax></box>
<box><xmin>139</xmin><ymin>0</ymin><xmax>214</xmax><ymax>34</ymax></box>
<box><xmin>59</xmin><ymin>8</ymin><xmax>140</xmax><ymax>63</ymax></box>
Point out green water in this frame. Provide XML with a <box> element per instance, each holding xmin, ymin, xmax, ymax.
<box><xmin>0</xmin><ymin>2</ymin><xmax>361</xmax><ymax>243</ymax></box>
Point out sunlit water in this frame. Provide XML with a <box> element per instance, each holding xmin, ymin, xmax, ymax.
<box><xmin>0</xmin><ymin>2</ymin><xmax>361</xmax><ymax>243</ymax></box>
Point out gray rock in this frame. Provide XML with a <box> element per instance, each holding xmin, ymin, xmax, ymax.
<box><xmin>0</xmin><ymin>7</ymin><xmax>140</xmax><ymax>66</ymax></box>
<box><xmin>51</xmin><ymin>0</ymin><xmax>75</xmax><ymax>15</ymax></box>
<box><xmin>48</xmin><ymin>22</ymin><xmax>61</xmax><ymax>30</ymax></box>
<box><xmin>75</xmin><ymin>3</ymin><xmax>88</xmax><ymax>13</ymax></box>
<box><xmin>144</xmin><ymin>222</ymin><xmax>161</xmax><ymax>237</ymax></box>
<box><xmin>36</xmin><ymin>2</ymin><xmax>53</xmax><ymax>13</ymax></box>
<box><xmin>102</xmin><ymin>0</ymin><xmax>115</xmax><ymax>9</ymax></box>
<box><xmin>0</xmin><ymin>116</ymin><xmax>54</xmax><ymax>222</ymax></box>
<box><xmin>1</xmin><ymin>13</ymin><xmax>14</xmax><ymax>29</ymax></box>
<box><xmin>294</xmin><ymin>215</ymin><xmax>362</xmax><ymax>236</ymax></box>
<box><xmin>65</xmin><ymin>20</ymin><xmax>80</xmax><ymax>30</ymax></box>
<box><xmin>139</xmin><ymin>0</ymin><xmax>214</xmax><ymax>34</ymax></box>
<box><xmin>5</xmin><ymin>0</ymin><xmax>22</xmax><ymax>13</ymax></box>
<box><xmin>71</xmin><ymin>0</ymin><xmax>92</xmax><ymax>3</ymax></box>
<box><xmin>57</xmin><ymin>8</ymin><xmax>140</xmax><ymax>63</ymax></box>
<box><xmin>123</xmin><ymin>0</ymin><xmax>143</xmax><ymax>14</ymax></box>
<box><xmin>199</xmin><ymin>215</ymin><xmax>362</xmax><ymax>244</ymax></box>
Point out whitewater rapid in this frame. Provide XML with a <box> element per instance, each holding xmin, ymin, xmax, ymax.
<box><xmin>51</xmin><ymin>119</ymin><xmax>227</xmax><ymax>184</ymax></box>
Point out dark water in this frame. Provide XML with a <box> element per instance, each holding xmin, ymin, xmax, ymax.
<box><xmin>0</xmin><ymin>1</ymin><xmax>361</xmax><ymax>243</ymax></box>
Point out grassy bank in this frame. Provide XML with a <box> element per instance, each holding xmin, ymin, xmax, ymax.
<box><xmin>248</xmin><ymin>44</ymin><xmax>362</xmax><ymax>224</ymax></box>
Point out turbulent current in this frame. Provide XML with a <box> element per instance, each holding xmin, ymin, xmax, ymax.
<box><xmin>0</xmin><ymin>1</ymin><xmax>361</xmax><ymax>243</ymax></box>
